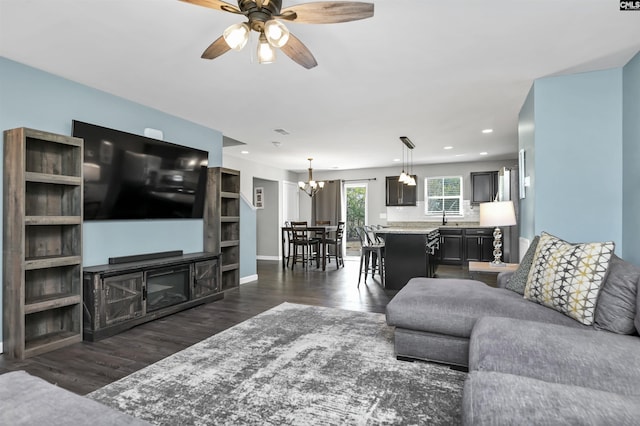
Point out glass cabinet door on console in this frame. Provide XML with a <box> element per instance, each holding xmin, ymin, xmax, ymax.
<box><xmin>102</xmin><ymin>272</ymin><xmax>144</xmax><ymax>327</ymax></box>
<box><xmin>193</xmin><ymin>259</ymin><xmax>220</xmax><ymax>299</ymax></box>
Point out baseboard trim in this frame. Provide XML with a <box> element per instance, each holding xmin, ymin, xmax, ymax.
<box><xmin>256</xmin><ymin>255</ymin><xmax>280</xmax><ymax>261</ymax></box>
<box><xmin>240</xmin><ymin>274</ymin><xmax>258</xmax><ymax>285</ymax></box>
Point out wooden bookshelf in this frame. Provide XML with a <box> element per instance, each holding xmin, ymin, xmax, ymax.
<box><xmin>3</xmin><ymin>128</ymin><xmax>83</xmax><ymax>359</ymax></box>
<box><xmin>204</xmin><ymin>167</ymin><xmax>240</xmax><ymax>291</ymax></box>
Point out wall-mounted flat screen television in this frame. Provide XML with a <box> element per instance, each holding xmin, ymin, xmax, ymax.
<box><xmin>72</xmin><ymin>120</ymin><xmax>208</xmax><ymax>221</ymax></box>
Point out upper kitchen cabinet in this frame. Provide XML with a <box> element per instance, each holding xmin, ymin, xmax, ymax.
<box><xmin>386</xmin><ymin>176</ymin><xmax>417</xmax><ymax>206</ymax></box>
<box><xmin>470</xmin><ymin>171</ymin><xmax>498</xmax><ymax>205</ymax></box>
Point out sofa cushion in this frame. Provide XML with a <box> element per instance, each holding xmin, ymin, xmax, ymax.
<box><xmin>524</xmin><ymin>231</ymin><xmax>615</xmax><ymax>325</ymax></box>
<box><xmin>469</xmin><ymin>316</ymin><xmax>640</xmax><ymax>396</ymax></box>
<box><xmin>594</xmin><ymin>254</ymin><xmax>640</xmax><ymax>334</ymax></box>
<box><xmin>504</xmin><ymin>235</ymin><xmax>539</xmax><ymax>294</ymax></box>
<box><xmin>0</xmin><ymin>370</ymin><xmax>150</xmax><ymax>425</ymax></box>
<box><xmin>386</xmin><ymin>278</ymin><xmax>584</xmax><ymax>340</ymax></box>
<box><xmin>463</xmin><ymin>371</ymin><xmax>640</xmax><ymax>426</ymax></box>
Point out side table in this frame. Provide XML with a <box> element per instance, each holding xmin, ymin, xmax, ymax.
<box><xmin>468</xmin><ymin>261</ymin><xmax>519</xmax><ymax>286</ymax></box>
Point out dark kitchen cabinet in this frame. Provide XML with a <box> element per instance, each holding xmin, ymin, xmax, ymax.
<box><xmin>439</xmin><ymin>229</ymin><xmax>464</xmax><ymax>265</ymax></box>
<box><xmin>386</xmin><ymin>175</ymin><xmax>417</xmax><ymax>206</ymax></box>
<box><xmin>464</xmin><ymin>228</ymin><xmax>495</xmax><ymax>262</ymax></box>
<box><xmin>470</xmin><ymin>171</ymin><xmax>499</xmax><ymax>205</ymax></box>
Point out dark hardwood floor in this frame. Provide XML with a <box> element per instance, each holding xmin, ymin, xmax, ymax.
<box><xmin>0</xmin><ymin>258</ymin><xmax>475</xmax><ymax>395</ymax></box>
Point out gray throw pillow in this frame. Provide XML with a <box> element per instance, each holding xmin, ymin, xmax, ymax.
<box><xmin>505</xmin><ymin>236</ymin><xmax>540</xmax><ymax>294</ymax></box>
<box><xmin>594</xmin><ymin>254</ymin><xmax>640</xmax><ymax>334</ymax></box>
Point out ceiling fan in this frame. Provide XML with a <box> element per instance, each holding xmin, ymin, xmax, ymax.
<box><xmin>181</xmin><ymin>0</ymin><xmax>374</xmax><ymax>69</ymax></box>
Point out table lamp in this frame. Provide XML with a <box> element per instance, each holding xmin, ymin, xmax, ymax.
<box><xmin>479</xmin><ymin>200</ymin><xmax>517</xmax><ymax>265</ymax></box>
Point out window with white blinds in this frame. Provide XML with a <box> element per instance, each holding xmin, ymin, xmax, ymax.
<box><xmin>425</xmin><ymin>176</ymin><xmax>463</xmax><ymax>216</ymax></box>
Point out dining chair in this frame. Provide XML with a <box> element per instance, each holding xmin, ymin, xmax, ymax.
<box><xmin>311</xmin><ymin>220</ymin><xmax>331</xmax><ymax>241</ymax></box>
<box><xmin>283</xmin><ymin>221</ymin><xmax>294</xmax><ymax>267</ymax></box>
<box><xmin>356</xmin><ymin>226</ymin><xmax>385</xmax><ymax>287</ymax></box>
<box><xmin>290</xmin><ymin>221</ymin><xmax>320</xmax><ymax>269</ymax></box>
<box><xmin>325</xmin><ymin>221</ymin><xmax>345</xmax><ymax>269</ymax></box>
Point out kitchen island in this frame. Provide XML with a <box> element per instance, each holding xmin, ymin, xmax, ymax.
<box><xmin>375</xmin><ymin>227</ymin><xmax>440</xmax><ymax>291</ymax></box>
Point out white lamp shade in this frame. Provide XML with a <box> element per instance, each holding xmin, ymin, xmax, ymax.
<box><xmin>223</xmin><ymin>23</ymin><xmax>250</xmax><ymax>51</ymax></box>
<box><xmin>257</xmin><ymin>33</ymin><xmax>276</xmax><ymax>64</ymax></box>
<box><xmin>479</xmin><ymin>201</ymin><xmax>517</xmax><ymax>227</ymax></box>
<box><xmin>264</xmin><ymin>20</ymin><xmax>290</xmax><ymax>48</ymax></box>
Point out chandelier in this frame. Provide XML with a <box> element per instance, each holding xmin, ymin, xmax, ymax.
<box><xmin>298</xmin><ymin>158</ymin><xmax>324</xmax><ymax>197</ymax></box>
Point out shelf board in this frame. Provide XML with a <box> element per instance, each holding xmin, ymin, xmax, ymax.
<box><xmin>25</xmin><ymin>216</ymin><xmax>82</xmax><ymax>225</ymax></box>
<box><xmin>221</xmin><ymin>263</ymin><xmax>239</xmax><ymax>272</ymax></box>
<box><xmin>24</xmin><ymin>331</ymin><xmax>82</xmax><ymax>358</ymax></box>
<box><xmin>25</xmin><ymin>255</ymin><xmax>82</xmax><ymax>270</ymax></box>
<box><xmin>221</xmin><ymin>192</ymin><xmax>240</xmax><ymax>199</ymax></box>
<box><xmin>25</xmin><ymin>172</ymin><xmax>82</xmax><ymax>186</ymax></box>
<box><xmin>24</xmin><ymin>294</ymin><xmax>82</xmax><ymax>315</ymax></box>
<box><xmin>221</xmin><ymin>216</ymin><xmax>240</xmax><ymax>222</ymax></box>
<box><xmin>220</xmin><ymin>240</ymin><xmax>240</xmax><ymax>247</ymax></box>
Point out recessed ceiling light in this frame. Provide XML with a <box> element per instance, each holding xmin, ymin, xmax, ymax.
<box><xmin>241</xmin><ymin>150</ymin><xmax>249</xmax><ymax>154</ymax></box>
<box><xmin>479</xmin><ymin>152</ymin><xmax>488</xmax><ymax>156</ymax></box>
<box><xmin>393</xmin><ymin>158</ymin><xmax>401</xmax><ymax>162</ymax></box>
<box><xmin>482</xmin><ymin>129</ymin><xmax>493</xmax><ymax>134</ymax></box>
<box><xmin>455</xmin><ymin>154</ymin><xmax>465</xmax><ymax>157</ymax></box>
<box><xmin>443</xmin><ymin>146</ymin><xmax>453</xmax><ymax>150</ymax></box>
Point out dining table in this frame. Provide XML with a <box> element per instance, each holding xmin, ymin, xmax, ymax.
<box><xmin>281</xmin><ymin>225</ymin><xmax>338</xmax><ymax>271</ymax></box>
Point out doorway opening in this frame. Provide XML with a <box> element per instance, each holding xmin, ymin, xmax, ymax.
<box><xmin>344</xmin><ymin>183</ymin><xmax>368</xmax><ymax>257</ymax></box>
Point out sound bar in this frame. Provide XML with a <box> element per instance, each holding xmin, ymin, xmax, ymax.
<box><xmin>108</xmin><ymin>250</ymin><xmax>184</xmax><ymax>265</ymax></box>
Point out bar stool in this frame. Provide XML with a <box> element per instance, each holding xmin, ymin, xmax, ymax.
<box><xmin>356</xmin><ymin>226</ymin><xmax>385</xmax><ymax>287</ymax></box>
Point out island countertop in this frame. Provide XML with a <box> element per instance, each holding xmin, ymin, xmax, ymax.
<box><xmin>375</xmin><ymin>227</ymin><xmax>439</xmax><ymax>234</ymax></box>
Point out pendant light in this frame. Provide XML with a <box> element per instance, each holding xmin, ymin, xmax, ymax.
<box><xmin>399</xmin><ymin>136</ymin><xmax>415</xmax><ymax>184</ymax></box>
<box><xmin>407</xmin><ymin>147</ymin><xmax>416</xmax><ymax>186</ymax></box>
<box><xmin>399</xmin><ymin>143</ymin><xmax>409</xmax><ymax>183</ymax></box>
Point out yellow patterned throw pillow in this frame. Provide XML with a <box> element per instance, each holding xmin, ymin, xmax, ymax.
<box><xmin>524</xmin><ymin>232</ymin><xmax>615</xmax><ymax>325</ymax></box>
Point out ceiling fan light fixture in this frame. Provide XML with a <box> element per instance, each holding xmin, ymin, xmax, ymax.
<box><xmin>257</xmin><ymin>33</ymin><xmax>276</xmax><ymax>64</ymax></box>
<box><xmin>223</xmin><ymin>22</ymin><xmax>250</xmax><ymax>51</ymax></box>
<box><xmin>264</xmin><ymin>19</ymin><xmax>290</xmax><ymax>48</ymax></box>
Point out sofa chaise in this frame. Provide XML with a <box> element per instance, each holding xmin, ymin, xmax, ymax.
<box><xmin>386</xmin><ymin>232</ymin><xmax>640</xmax><ymax>425</ymax></box>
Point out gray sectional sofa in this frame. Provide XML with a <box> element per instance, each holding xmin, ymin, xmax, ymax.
<box><xmin>0</xmin><ymin>370</ymin><xmax>150</xmax><ymax>425</ymax></box>
<box><xmin>386</xmin><ymin>243</ymin><xmax>640</xmax><ymax>425</ymax></box>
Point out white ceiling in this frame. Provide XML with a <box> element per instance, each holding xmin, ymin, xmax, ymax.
<box><xmin>1</xmin><ymin>0</ymin><xmax>639</xmax><ymax>173</ymax></box>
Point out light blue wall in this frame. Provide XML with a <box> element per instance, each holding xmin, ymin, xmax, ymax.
<box><xmin>0</xmin><ymin>57</ymin><xmax>223</xmax><ymax>337</ymax></box>
<box><xmin>239</xmin><ymin>196</ymin><xmax>257</xmax><ymax>279</ymax></box>
<box><xmin>622</xmin><ymin>53</ymin><xmax>640</xmax><ymax>265</ymax></box>
<box><xmin>518</xmin><ymin>87</ymin><xmax>536</xmax><ymax>241</ymax></box>
<box><xmin>531</xmin><ymin>68</ymin><xmax>624</xmax><ymax>246</ymax></box>
<box><xmin>519</xmin><ymin>53</ymin><xmax>640</xmax><ymax>265</ymax></box>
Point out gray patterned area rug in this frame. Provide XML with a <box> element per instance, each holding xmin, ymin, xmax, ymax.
<box><xmin>88</xmin><ymin>303</ymin><xmax>466</xmax><ymax>425</ymax></box>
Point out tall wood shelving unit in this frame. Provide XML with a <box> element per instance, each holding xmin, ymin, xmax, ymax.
<box><xmin>204</xmin><ymin>167</ymin><xmax>240</xmax><ymax>291</ymax></box>
<box><xmin>3</xmin><ymin>128</ymin><xmax>83</xmax><ymax>359</ymax></box>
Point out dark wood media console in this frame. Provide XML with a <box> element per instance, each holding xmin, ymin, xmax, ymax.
<box><xmin>83</xmin><ymin>251</ymin><xmax>222</xmax><ymax>341</ymax></box>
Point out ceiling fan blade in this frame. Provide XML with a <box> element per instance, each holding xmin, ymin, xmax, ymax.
<box><xmin>201</xmin><ymin>35</ymin><xmax>232</xmax><ymax>60</ymax></box>
<box><xmin>278</xmin><ymin>2</ymin><xmax>374</xmax><ymax>24</ymax></box>
<box><xmin>179</xmin><ymin>0</ymin><xmax>242</xmax><ymax>14</ymax></box>
<box><xmin>280</xmin><ymin>33</ymin><xmax>318</xmax><ymax>69</ymax></box>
